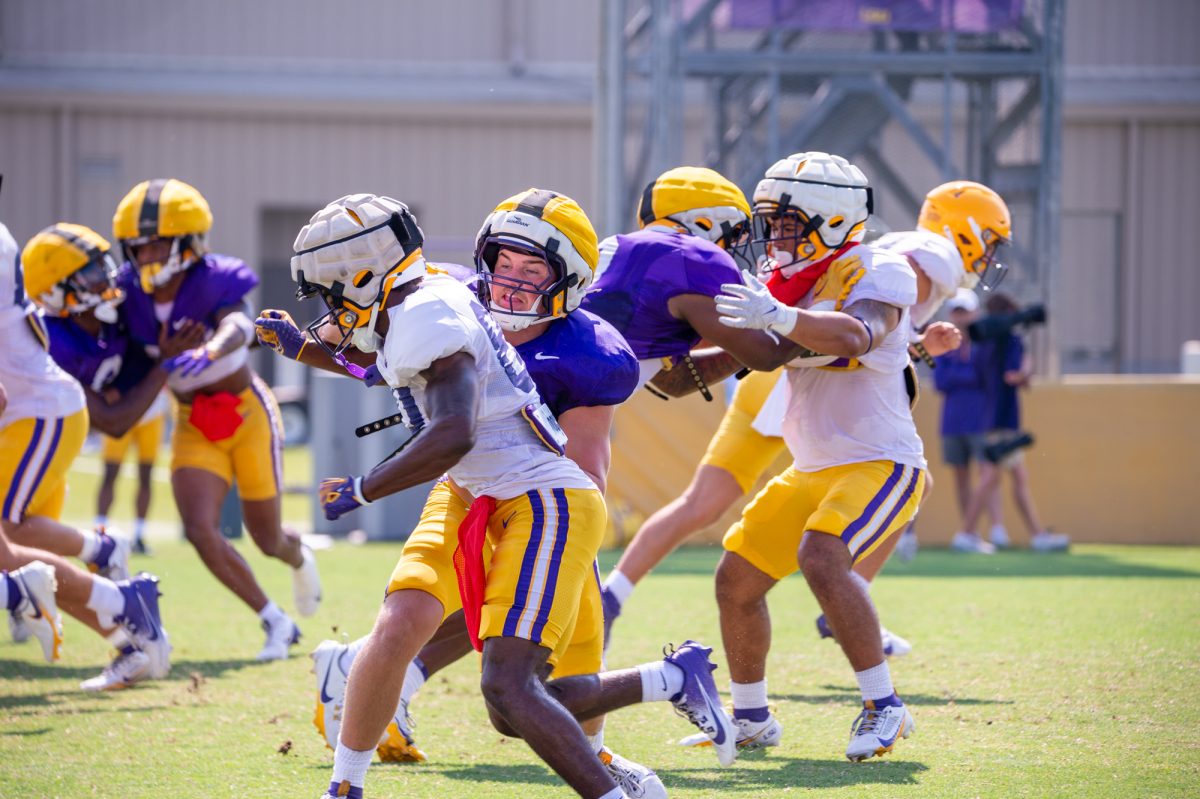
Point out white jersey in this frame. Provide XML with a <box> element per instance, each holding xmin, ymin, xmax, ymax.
<box><xmin>0</xmin><ymin>223</ymin><xmax>86</xmax><ymax>427</ymax></box>
<box><xmin>875</xmin><ymin>229</ymin><xmax>964</xmax><ymax>330</ymax></box>
<box><xmin>374</xmin><ymin>273</ymin><xmax>595</xmax><ymax>500</ymax></box>
<box><xmin>781</xmin><ymin>243</ymin><xmax>927</xmax><ymax>472</ymax></box>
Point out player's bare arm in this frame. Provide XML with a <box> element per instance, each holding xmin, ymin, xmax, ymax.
<box><xmin>648</xmin><ymin>347</ymin><xmax>743</xmax><ymax>398</ymax></box>
<box><xmin>207</xmin><ymin>299</ymin><xmax>256</xmax><ymax>358</ymax></box>
<box><xmin>669</xmin><ymin>292</ymin><xmax>800</xmax><ymax>371</ymax></box>
<box><xmin>360</xmin><ymin>350</ymin><xmax>479</xmax><ymax>501</ymax></box>
<box><xmin>559</xmin><ymin>404</ymin><xmax>616</xmax><ymax>493</ymax></box>
<box><xmin>786</xmin><ymin>297</ymin><xmax>902</xmax><ymax>357</ymax></box>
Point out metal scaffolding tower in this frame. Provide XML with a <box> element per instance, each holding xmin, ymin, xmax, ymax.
<box><xmin>598</xmin><ymin>0</ymin><xmax>1064</xmax><ymax>368</ymax></box>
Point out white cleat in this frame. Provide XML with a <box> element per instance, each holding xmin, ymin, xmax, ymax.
<box><xmin>257</xmin><ymin>615</ymin><xmax>301</xmax><ymax>661</ymax></box>
<box><xmin>9</xmin><ymin>611</ymin><xmax>32</xmax><ymax>644</ymax></box>
<box><xmin>846</xmin><ymin>700</ymin><xmax>914</xmax><ymax>762</ymax></box>
<box><xmin>1031</xmin><ymin>531</ymin><xmax>1070</xmax><ymax>552</ymax></box>
<box><xmin>989</xmin><ymin>525</ymin><xmax>1011</xmax><ymax>549</ymax></box>
<box><xmin>599</xmin><ymin>746</ymin><xmax>667</xmax><ymax>798</ymax></box>
<box><xmin>80</xmin><ymin>648</ymin><xmax>152</xmax><ymax>692</ymax></box>
<box><xmin>311</xmin><ymin>639</ymin><xmax>349</xmax><ymax>749</ymax></box>
<box><xmin>881</xmin><ymin>627</ymin><xmax>912</xmax><ymax>658</ymax></box>
<box><xmin>895</xmin><ymin>528</ymin><xmax>919</xmax><ymax>562</ymax></box>
<box><xmin>679</xmin><ymin>712</ymin><xmax>783</xmax><ymax>752</ymax></box>
<box><xmin>950</xmin><ymin>532</ymin><xmax>996</xmax><ymax>554</ymax></box>
<box><xmin>293</xmin><ymin>544</ymin><xmax>322</xmax><ymax>618</ymax></box>
<box><xmin>10</xmin><ymin>562</ymin><xmax>62</xmax><ymax>663</ymax></box>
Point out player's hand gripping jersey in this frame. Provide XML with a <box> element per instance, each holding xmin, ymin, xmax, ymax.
<box><xmin>780</xmin><ymin>243</ymin><xmax>927</xmax><ymax>472</ymax></box>
<box><xmin>118</xmin><ymin>254</ymin><xmax>257</xmax><ymax>393</ymax></box>
<box><xmin>583</xmin><ymin>227</ymin><xmax>743</xmax><ymax>387</ymax></box>
<box><xmin>374</xmin><ymin>273</ymin><xmax>596</xmax><ymax>499</ymax></box>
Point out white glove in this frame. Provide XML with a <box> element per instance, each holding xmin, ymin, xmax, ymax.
<box><xmin>715</xmin><ymin>273</ymin><xmax>798</xmax><ymax>335</ymax></box>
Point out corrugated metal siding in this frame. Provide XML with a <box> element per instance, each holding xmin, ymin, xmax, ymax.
<box><xmin>1</xmin><ymin>0</ymin><xmax>595</xmax><ymax>64</ymax></box>
<box><xmin>1065</xmin><ymin>0</ymin><xmax>1200</xmax><ymax>67</ymax></box>
<box><xmin>0</xmin><ymin>110</ymin><xmax>61</xmax><ymax>243</ymax></box>
<box><xmin>36</xmin><ymin>109</ymin><xmax>592</xmax><ymax>282</ymax></box>
<box><xmin>1132</xmin><ymin>123</ymin><xmax>1200</xmax><ymax>372</ymax></box>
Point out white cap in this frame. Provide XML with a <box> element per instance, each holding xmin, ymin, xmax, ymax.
<box><xmin>946</xmin><ymin>287</ymin><xmax>980</xmax><ymax>313</ymax></box>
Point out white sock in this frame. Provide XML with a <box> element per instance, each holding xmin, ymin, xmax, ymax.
<box><xmin>78</xmin><ymin>529</ymin><xmax>102</xmax><ymax>562</ymax></box>
<box><xmin>400</xmin><ymin>658</ymin><xmax>428</xmax><ymax>705</ymax></box>
<box><xmin>95</xmin><ymin>515</ymin><xmax>108</xmax><ymax>530</ymax></box>
<box><xmin>86</xmin><ymin>577</ymin><xmax>126</xmax><ymax>628</ymax></box>
<box><xmin>585</xmin><ymin>727</ymin><xmax>605</xmax><ymax>755</ymax></box>
<box><xmin>637</xmin><ymin>660</ymin><xmax>685</xmax><ymax>702</ymax></box>
<box><xmin>730</xmin><ymin>680</ymin><xmax>768</xmax><ymax>712</ymax></box>
<box><xmin>855</xmin><ymin>661</ymin><xmax>894</xmax><ymax>703</ymax></box>
<box><xmin>598</xmin><ymin>788</ymin><xmax>625</xmax><ymax>799</ymax></box>
<box><xmin>331</xmin><ymin>741</ymin><xmax>374</xmax><ymax>788</ymax></box>
<box><xmin>258</xmin><ymin>600</ymin><xmax>287</xmax><ymax>626</ymax></box>
<box><xmin>134</xmin><ymin>519</ymin><xmax>147</xmax><ymax>540</ymax></box>
<box><xmin>602</xmin><ymin>570</ymin><xmax>635</xmax><ymax>609</ymax></box>
<box><xmin>106</xmin><ymin>628</ymin><xmax>133</xmax><ymax>650</ymax></box>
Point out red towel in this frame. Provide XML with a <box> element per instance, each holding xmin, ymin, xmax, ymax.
<box><xmin>453</xmin><ymin>495</ymin><xmax>496</xmax><ymax>652</ymax></box>
<box><xmin>763</xmin><ymin>242</ymin><xmax>858</xmax><ymax>307</ymax></box>
<box><xmin>188</xmin><ymin>391</ymin><xmax>244</xmax><ymax>442</ymax></box>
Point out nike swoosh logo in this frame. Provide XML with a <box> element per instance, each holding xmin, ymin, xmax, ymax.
<box><xmin>319</xmin><ymin>662</ymin><xmax>336</xmax><ymax>704</ymax></box>
<box><xmin>697</xmin><ymin>682</ymin><xmax>727</xmax><ymax>745</ymax></box>
<box><xmin>501</xmin><ymin>511</ymin><xmax>518</xmax><ymax>529</ymax></box>
<box><xmin>533</xmin><ymin>353</ymin><xmax>559</xmax><ymax>360</ymax></box>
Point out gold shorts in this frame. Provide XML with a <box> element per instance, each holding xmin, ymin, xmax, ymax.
<box><xmin>1</xmin><ymin>409</ymin><xmax>88</xmax><ymax>523</ymax></box>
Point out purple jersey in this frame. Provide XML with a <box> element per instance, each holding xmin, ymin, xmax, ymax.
<box><xmin>45</xmin><ymin>313</ymin><xmax>156</xmax><ymax>395</ymax></box>
<box><xmin>515</xmin><ymin>308</ymin><xmax>639</xmax><ymax>418</ymax></box>
<box><xmin>582</xmin><ymin>227</ymin><xmax>743</xmax><ymax>361</ymax></box>
<box><xmin>118</xmin><ymin>254</ymin><xmax>258</xmax><ymax>351</ymax></box>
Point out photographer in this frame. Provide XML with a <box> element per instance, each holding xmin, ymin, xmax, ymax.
<box><xmin>955</xmin><ymin>292</ymin><xmax>1070</xmax><ymax>553</ymax></box>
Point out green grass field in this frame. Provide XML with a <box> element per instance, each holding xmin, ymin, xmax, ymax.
<box><xmin>2</xmin><ymin>535</ymin><xmax>1198</xmax><ymax>798</ymax></box>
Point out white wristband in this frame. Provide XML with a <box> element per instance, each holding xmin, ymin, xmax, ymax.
<box><xmin>353</xmin><ymin>475</ymin><xmax>374</xmax><ymax>506</ymax></box>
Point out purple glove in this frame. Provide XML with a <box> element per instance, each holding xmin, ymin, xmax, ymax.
<box><xmin>255</xmin><ymin>309</ymin><xmax>309</xmax><ymax>360</ymax></box>
<box><xmin>319</xmin><ymin>475</ymin><xmax>373</xmax><ymax>521</ymax></box>
<box><xmin>163</xmin><ymin>346</ymin><xmax>216</xmax><ymax>378</ymax></box>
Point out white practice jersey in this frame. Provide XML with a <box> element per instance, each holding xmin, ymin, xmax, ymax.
<box><xmin>875</xmin><ymin>229</ymin><xmax>964</xmax><ymax>330</ymax></box>
<box><xmin>0</xmin><ymin>223</ymin><xmax>85</xmax><ymax>427</ymax></box>
<box><xmin>782</xmin><ymin>242</ymin><xmax>927</xmax><ymax>472</ymax></box>
<box><xmin>374</xmin><ymin>273</ymin><xmax>595</xmax><ymax>500</ymax></box>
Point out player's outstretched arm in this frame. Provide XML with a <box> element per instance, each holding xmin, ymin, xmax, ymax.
<box><xmin>671</xmin><ymin>292</ymin><xmax>800</xmax><ymax>372</ymax></box>
<box><xmin>648</xmin><ymin>347</ymin><xmax>743</xmax><ymax>398</ymax></box>
<box><xmin>362</xmin><ymin>351</ymin><xmax>479</xmax><ymax>501</ymax></box>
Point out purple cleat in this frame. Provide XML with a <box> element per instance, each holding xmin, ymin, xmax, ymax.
<box><xmin>664</xmin><ymin>640</ymin><xmax>738</xmax><ymax>767</ymax></box>
<box><xmin>816</xmin><ymin>614</ymin><xmax>834</xmax><ymax>640</ymax></box>
<box><xmin>115</xmin><ymin>572</ymin><xmax>171</xmax><ymax>679</ymax></box>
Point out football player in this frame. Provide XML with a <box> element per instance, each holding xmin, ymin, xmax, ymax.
<box><xmin>0</xmin><ymin>220</ymin><xmax>170</xmax><ymax>690</ymax></box>
<box><xmin>112</xmin><ymin>179</ymin><xmax>321</xmax><ymax>660</ymax></box>
<box><xmin>23</xmin><ymin>224</ymin><xmax>197</xmax><ymax>559</ymax></box>
<box><xmin>710</xmin><ymin>152</ymin><xmax>927</xmax><ymax>761</ymax></box>
<box><xmin>298</xmin><ymin>190</ymin><xmax>664</xmax><ymax>796</ymax></box>
<box><xmin>258</xmin><ymin>193</ymin><xmax>733</xmax><ymax>799</ymax></box>
<box><xmin>601</xmin><ymin>179</ymin><xmax>1012</xmax><ymax>648</ymax></box>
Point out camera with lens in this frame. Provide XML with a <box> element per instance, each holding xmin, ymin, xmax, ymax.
<box><xmin>967</xmin><ymin>303</ymin><xmax>1047</xmax><ymax>342</ymax></box>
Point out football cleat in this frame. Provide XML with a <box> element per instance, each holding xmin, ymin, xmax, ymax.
<box><xmin>881</xmin><ymin>627</ymin><xmax>912</xmax><ymax>658</ymax></box>
<box><xmin>320</xmin><ymin>781</ymin><xmax>362</xmax><ymax>799</ymax></box>
<box><xmin>680</xmin><ymin>712</ymin><xmax>783</xmax><ymax>752</ymax></box>
<box><xmin>311</xmin><ymin>639</ymin><xmax>350</xmax><ymax>749</ymax></box>
<box><xmin>598</xmin><ymin>746</ymin><xmax>666</xmax><ymax>798</ymax></box>
<box><xmin>1031</xmin><ymin>531</ymin><xmax>1070</xmax><ymax>552</ymax></box>
<box><xmin>10</xmin><ymin>562</ymin><xmax>62</xmax><ymax>663</ymax></box>
<box><xmin>846</xmin><ymin>698</ymin><xmax>914</xmax><ymax>762</ymax></box>
<box><xmin>88</xmin><ymin>529</ymin><xmax>131</xmax><ymax>582</ymax></box>
<box><xmin>115</xmin><ymin>572</ymin><xmax>171</xmax><ymax>678</ymax></box>
<box><xmin>664</xmin><ymin>640</ymin><xmax>738</xmax><ymax>767</ymax></box>
<box><xmin>950</xmin><ymin>532</ymin><xmax>996</xmax><ymax>554</ymax></box>
<box><xmin>80</xmin><ymin>647</ymin><xmax>152</xmax><ymax>692</ymax></box>
<box><xmin>895</xmin><ymin>527</ymin><xmax>919</xmax><ymax>562</ymax></box>
<box><xmin>376</xmin><ymin>706</ymin><xmax>425</xmax><ymax>763</ymax></box>
<box><xmin>989</xmin><ymin>525</ymin><xmax>1011</xmax><ymax>549</ymax></box>
<box><xmin>9</xmin><ymin>609</ymin><xmax>32</xmax><ymax>644</ymax></box>
<box><xmin>258</xmin><ymin>614</ymin><xmax>301</xmax><ymax>662</ymax></box>
<box><xmin>293</xmin><ymin>543</ymin><xmax>322</xmax><ymax>617</ymax></box>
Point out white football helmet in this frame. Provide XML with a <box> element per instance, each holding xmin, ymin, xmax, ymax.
<box><xmin>475</xmin><ymin>188</ymin><xmax>598</xmax><ymax>332</ymax></box>
<box><xmin>752</xmin><ymin>152</ymin><xmax>872</xmax><ymax>277</ymax></box>
<box><xmin>291</xmin><ymin>194</ymin><xmax>425</xmax><ymax>354</ymax></box>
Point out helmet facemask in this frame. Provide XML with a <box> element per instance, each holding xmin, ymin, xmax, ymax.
<box><xmin>38</xmin><ymin>251</ymin><xmax>125</xmax><ymax>323</ymax></box>
<box><xmin>955</xmin><ymin>219</ymin><xmax>1010</xmax><ymax>291</ymax></box>
<box><xmin>124</xmin><ymin>234</ymin><xmax>206</xmax><ymax>293</ymax></box>
<box><xmin>477</xmin><ymin>238</ymin><xmax>576</xmax><ymax>332</ymax></box>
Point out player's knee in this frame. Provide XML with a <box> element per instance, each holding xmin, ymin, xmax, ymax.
<box><xmin>715</xmin><ymin>555</ymin><xmax>761</xmax><ymax>608</ymax></box>
<box><xmin>479</xmin><ymin>665</ymin><xmax>536</xmax><ymax>719</ymax></box>
<box><xmin>797</xmin><ymin>539</ymin><xmax>844</xmax><ymax>590</ymax></box>
<box><xmin>484</xmin><ymin>700</ymin><xmax>520</xmax><ymax>737</ymax></box>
